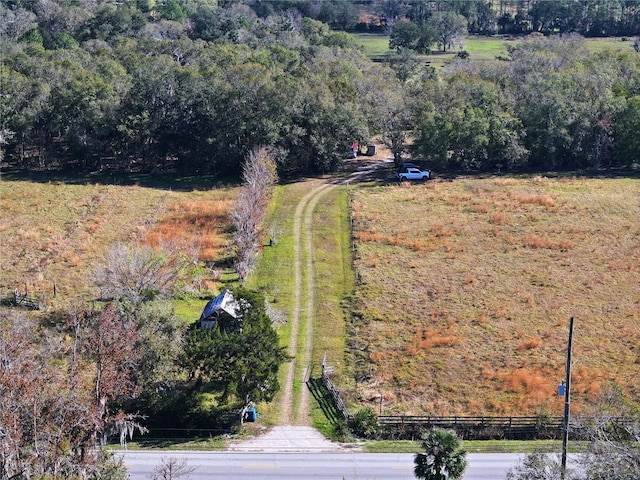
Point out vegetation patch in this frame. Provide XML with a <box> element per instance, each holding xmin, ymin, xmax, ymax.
<box><xmin>349</xmin><ymin>175</ymin><xmax>639</xmax><ymax>416</ymax></box>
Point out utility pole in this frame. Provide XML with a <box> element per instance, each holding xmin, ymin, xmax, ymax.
<box><xmin>561</xmin><ymin>317</ymin><xmax>575</xmax><ymax>480</ymax></box>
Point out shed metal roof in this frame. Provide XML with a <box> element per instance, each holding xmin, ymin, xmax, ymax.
<box><xmin>199</xmin><ymin>289</ymin><xmax>240</xmax><ymax>321</ymax></box>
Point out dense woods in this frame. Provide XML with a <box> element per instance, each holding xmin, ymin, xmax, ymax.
<box><xmin>1</xmin><ymin>0</ymin><xmax>396</xmax><ymax>175</ymax></box>
<box><xmin>409</xmin><ymin>34</ymin><xmax>640</xmax><ymax>171</ymax></box>
<box><xmin>0</xmin><ymin>0</ymin><xmax>640</xmax><ymax>175</ymax></box>
<box><xmin>381</xmin><ymin>0</ymin><xmax>640</xmax><ymax>37</ymax></box>
<box><xmin>2</xmin><ymin>0</ymin><xmax>640</xmax><ymax>176</ymax></box>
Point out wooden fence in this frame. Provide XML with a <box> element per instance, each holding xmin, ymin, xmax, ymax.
<box><xmin>377</xmin><ymin>414</ymin><xmax>564</xmax><ymax>440</ymax></box>
<box><xmin>320</xmin><ymin>359</ymin><xmax>351</xmax><ymax>421</ymax></box>
<box><xmin>317</xmin><ymin>359</ymin><xmax>570</xmax><ymax>440</ymax></box>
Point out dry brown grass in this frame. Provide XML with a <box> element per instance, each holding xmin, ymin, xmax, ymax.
<box><xmin>0</xmin><ymin>181</ymin><xmax>234</xmax><ymax>306</ymax></box>
<box><xmin>517</xmin><ymin>338</ymin><xmax>542</xmax><ymax>351</ymax></box>
<box><xmin>351</xmin><ymin>176</ymin><xmax>640</xmax><ymax>416</ymax></box>
<box><xmin>143</xmin><ymin>198</ymin><xmax>233</xmax><ymax>262</ymax></box>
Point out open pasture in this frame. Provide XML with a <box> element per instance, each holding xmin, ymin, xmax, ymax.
<box><xmin>352</xmin><ymin>33</ymin><xmax>636</xmax><ymax>69</ymax></box>
<box><xmin>349</xmin><ymin>175</ymin><xmax>639</xmax><ymax>416</ymax></box>
<box><xmin>0</xmin><ymin>177</ymin><xmax>234</xmax><ymax>308</ymax></box>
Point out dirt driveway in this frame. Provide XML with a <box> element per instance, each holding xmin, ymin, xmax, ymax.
<box><xmin>230</xmin><ymin>155</ymin><xmax>391</xmax><ymax>450</ymax></box>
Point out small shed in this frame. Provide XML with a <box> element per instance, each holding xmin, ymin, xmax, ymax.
<box><xmin>198</xmin><ymin>290</ymin><xmax>240</xmax><ymax>329</ymax></box>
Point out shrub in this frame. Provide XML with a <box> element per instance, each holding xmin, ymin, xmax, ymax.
<box><xmin>348</xmin><ymin>408</ymin><xmax>378</xmax><ymax>438</ymax></box>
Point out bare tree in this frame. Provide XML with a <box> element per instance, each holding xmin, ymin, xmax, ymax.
<box><xmin>574</xmin><ymin>385</ymin><xmax>640</xmax><ymax>480</ymax></box>
<box><xmin>507</xmin><ymin>385</ymin><xmax>640</xmax><ymax>480</ymax></box>
<box><xmin>0</xmin><ymin>7</ymin><xmax>36</xmax><ymax>41</ymax></box>
<box><xmin>151</xmin><ymin>457</ymin><xmax>196</xmax><ymax>480</ymax></box>
<box><xmin>85</xmin><ymin>305</ymin><xmax>147</xmax><ymax>446</ymax></box>
<box><xmin>231</xmin><ymin>146</ymin><xmax>277</xmax><ymax>281</ymax></box>
<box><xmin>94</xmin><ymin>243</ymin><xmax>186</xmax><ymax>304</ymax></box>
<box><xmin>506</xmin><ymin>453</ymin><xmax>565</xmax><ymax>480</ymax></box>
<box><xmin>241</xmin><ymin>145</ymin><xmax>278</xmax><ymax>199</ymax></box>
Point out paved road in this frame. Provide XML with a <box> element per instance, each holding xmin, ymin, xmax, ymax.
<box><xmin>120</xmin><ymin>450</ymin><xmax>522</xmax><ymax>479</ymax></box>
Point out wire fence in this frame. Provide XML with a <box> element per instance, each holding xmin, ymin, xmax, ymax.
<box><xmin>1</xmin><ymin>290</ymin><xmax>43</xmax><ymax>310</ymax></box>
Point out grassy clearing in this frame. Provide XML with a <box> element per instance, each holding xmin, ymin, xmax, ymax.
<box><xmin>584</xmin><ymin>36</ymin><xmax>638</xmax><ymax>54</ymax></box>
<box><xmin>353</xmin><ymin>32</ymin><xmax>392</xmax><ymax>58</ymax></box>
<box><xmin>352</xmin><ymin>33</ymin><xmax>634</xmax><ymax>69</ymax></box>
<box><xmin>349</xmin><ymin>174</ymin><xmax>640</xmax><ymax>416</ymax></box>
<box><xmin>351</xmin><ymin>33</ymin><xmax>511</xmax><ymax>66</ymax></box>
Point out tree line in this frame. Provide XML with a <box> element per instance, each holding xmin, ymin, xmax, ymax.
<box><xmin>2</xmin><ymin>0</ymin><xmax>639</xmax><ymax>177</ymax></box>
<box><xmin>404</xmin><ymin>34</ymin><xmax>640</xmax><ymax>171</ymax></box>
<box><xmin>1</xmin><ymin>0</ymin><xmax>395</xmax><ymax>175</ymax></box>
<box><xmin>379</xmin><ymin>0</ymin><xmax>640</xmax><ymax>37</ymax></box>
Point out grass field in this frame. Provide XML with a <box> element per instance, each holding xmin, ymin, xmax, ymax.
<box><xmin>0</xmin><ymin>174</ymin><xmax>235</xmax><ymax>313</ymax></box>
<box><xmin>3</xmin><ymin>166</ymin><xmax>638</xmax><ymax>429</ymax></box>
<box><xmin>348</xmin><ymin>174</ymin><xmax>639</xmax><ymax>416</ymax></box>
<box><xmin>352</xmin><ymin>33</ymin><xmax>636</xmax><ymax>69</ymax></box>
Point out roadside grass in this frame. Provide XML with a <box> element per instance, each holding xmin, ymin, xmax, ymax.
<box><xmin>360</xmin><ymin>439</ymin><xmax>587</xmax><ymax>454</ymax></box>
<box><xmin>116</xmin><ymin>436</ymin><xmax>587</xmax><ymax>454</ymax></box>
<box><xmin>111</xmin><ymin>436</ymin><xmax>227</xmax><ymax>451</ymax></box>
<box><xmin>349</xmin><ymin>175</ymin><xmax>640</xmax><ymax>416</ymax></box>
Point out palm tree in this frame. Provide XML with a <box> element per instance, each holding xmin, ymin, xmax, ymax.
<box><xmin>414</xmin><ymin>428</ymin><xmax>467</xmax><ymax>480</ymax></box>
